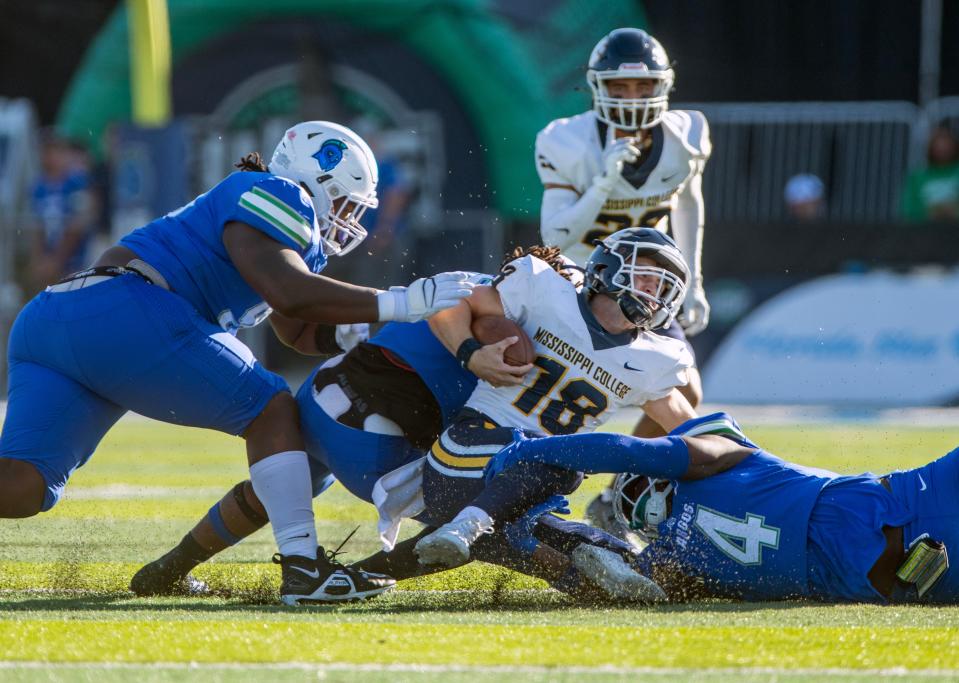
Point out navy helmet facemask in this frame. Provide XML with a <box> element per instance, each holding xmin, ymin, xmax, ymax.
<box><xmin>584</xmin><ymin>227</ymin><xmax>690</xmax><ymax>331</ymax></box>
<box><xmin>587</xmin><ymin>28</ymin><xmax>674</xmax><ymax>131</ymax></box>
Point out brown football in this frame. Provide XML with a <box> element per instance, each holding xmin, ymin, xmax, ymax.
<box><xmin>470</xmin><ymin>315</ymin><xmax>536</xmax><ymax>367</ymax></box>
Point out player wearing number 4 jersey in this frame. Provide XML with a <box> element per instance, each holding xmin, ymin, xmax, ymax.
<box><xmin>490</xmin><ymin>412</ymin><xmax>959</xmax><ymax>604</ymax></box>
<box><xmin>411</xmin><ymin>227</ymin><xmax>697</xmax><ymax>567</ymax></box>
<box><xmin>0</xmin><ymin>120</ymin><xmax>474</xmax><ymax>605</ymax></box>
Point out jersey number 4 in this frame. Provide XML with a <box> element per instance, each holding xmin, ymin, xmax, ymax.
<box><xmin>693</xmin><ymin>506</ymin><xmax>780</xmax><ymax>566</ymax></box>
<box><xmin>512</xmin><ymin>355</ymin><xmax>609</xmax><ymax>435</ymax></box>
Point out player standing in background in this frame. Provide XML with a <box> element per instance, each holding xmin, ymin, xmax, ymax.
<box><xmin>411</xmin><ymin>228</ymin><xmax>696</xmax><ymax>574</ymax></box>
<box><xmin>0</xmin><ymin>121</ymin><xmax>474</xmax><ymax>605</ymax></box>
<box><xmin>535</xmin><ymin>28</ymin><xmax>711</xmax><ymax>531</ymax></box>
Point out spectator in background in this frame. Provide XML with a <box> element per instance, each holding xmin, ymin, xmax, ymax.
<box><xmin>28</xmin><ymin>132</ymin><xmax>97</xmax><ymax>291</ymax></box>
<box><xmin>349</xmin><ymin>118</ymin><xmax>416</xmax><ymax>288</ymax></box>
<box><xmin>784</xmin><ymin>173</ymin><xmax>826</xmax><ymax>221</ymax></box>
<box><xmin>901</xmin><ymin>126</ymin><xmax>959</xmax><ymax>222</ymax></box>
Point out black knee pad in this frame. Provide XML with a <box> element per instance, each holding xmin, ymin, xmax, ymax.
<box><xmin>232</xmin><ymin>481</ymin><xmax>269</xmax><ymax>527</ymax></box>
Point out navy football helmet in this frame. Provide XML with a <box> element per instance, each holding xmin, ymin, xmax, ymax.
<box><xmin>584</xmin><ymin>227</ymin><xmax>689</xmax><ymax>331</ymax></box>
<box><xmin>587</xmin><ymin>28</ymin><xmax>674</xmax><ymax>130</ymax></box>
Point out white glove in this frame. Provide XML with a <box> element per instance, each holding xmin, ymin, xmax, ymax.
<box><xmin>335</xmin><ymin>323</ymin><xmax>369</xmax><ymax>353</ymax></box>
<box><xmin>678</xmin><ymin>283</ymin><xmax>710</xmax><ymax>337</ymax></box>
<box><xmin>376</xmin><ymin>271</ymin><xmax>475</xmax><ymax>323</ymax></box>
<box><xmin>594</xmin><ymin>137</ymin><xmax>641</xmax><ymax>193</ymax></box>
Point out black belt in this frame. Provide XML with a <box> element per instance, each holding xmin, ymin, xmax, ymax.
<box><xmin>56</xmin><ymin>265</ymin><xmax>156</xmax><ymax>286</ymax></box>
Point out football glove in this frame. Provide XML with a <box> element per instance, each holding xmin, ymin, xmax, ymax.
<box><xmin>377</xmin><ymin>271</ymin><xmax>475</xmax><ymax>323</ymax></box>
<box><xmin>594</xmin><ymin>137</ymin><xmax>641</xmax><ymax>193</ymax></box>
<box><xmin>334</xmin><ymin>323</ymin><xmax>369</xmax><ymax>353</ymax></box>
<box><xmin>678</xmin><ymin>283</ymin><xmax>710</xmax><ymax>336</ymax></box>
<box><xmin>502</xmin><ymin>495</ymin><xmax>571</xmax><ymax>556</ymax></box>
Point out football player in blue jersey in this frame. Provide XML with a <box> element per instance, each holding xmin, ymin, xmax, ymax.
<box><xmin>132</xmin><ymin>257</ymin><xmax>665</xmax><ymax>603</ymax></box>
<box><xmin>486</xmin><ymin>412</ymin><xmax>958</xmax><ymax>604</ymax></box>
<box><xmin>0</xmin><ymin>120</ymin><xmax>476</xmax><ymax>605</ymax></box>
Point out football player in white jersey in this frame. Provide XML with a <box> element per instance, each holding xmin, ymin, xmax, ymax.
<box><xmin>536</xmin><ymin>28</ymin><xmax>711</xmax><ymax>529</ymax></box>
<box><xmin>411</xmin><ymin>228</ymin><xmax>698</xmax><ymax>568</ymax></box>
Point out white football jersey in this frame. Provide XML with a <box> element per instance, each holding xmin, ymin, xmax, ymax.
<box><xmin>536</xmin><ymin>109</ymin><xmax>711</xmax><ymax>265</ymax></box>
<box><xmin>466</xmin><ymin>255</ymin><xmax>693</xmax><ymax>435</ymax></box>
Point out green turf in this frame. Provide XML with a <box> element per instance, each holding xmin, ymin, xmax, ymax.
<box><xmin>2</xmin><ymin>417</ymin><xmax>959</xmax><ymax>681</ymax></box>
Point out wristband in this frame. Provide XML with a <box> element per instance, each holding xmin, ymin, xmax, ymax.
<box><xmin>455</xmin><ymin>337</ymin><xmax>483</xmax><ymax>370</ymax></box>
<box><xmin>376</xmin><ymin>289</ymin><xmax>407</xmax><ymax>322</ymax></box>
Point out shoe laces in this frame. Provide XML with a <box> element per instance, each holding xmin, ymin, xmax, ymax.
<box><xmin>449</xmin><ymin>516</ymin><xmax>494</xmax><ymax>542</ymax></box>
<box><xmin>321</xmin><ymin>525</ymin><xmax>361</xmax><ymax>567</ymax></box>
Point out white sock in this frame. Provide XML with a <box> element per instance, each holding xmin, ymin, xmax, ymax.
<box><xmin>452</xmin><ymin>505</ymin><xmax>494</xmax><ymax>531</ymax></box>
<box><xmin>249</xmin><ymin>450</ymin><xmax>317</xmax><ymax>559</ymax></box>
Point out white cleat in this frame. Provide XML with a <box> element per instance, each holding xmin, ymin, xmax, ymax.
<box><xmin>571</xmin><ymin>544</ymin><xmax>667</xmax><ymax>603</ymax></box>
<box><xmin>415</xmin><ymin>517</ymin><xmax>493</xmax><ymax>567</ymax></box>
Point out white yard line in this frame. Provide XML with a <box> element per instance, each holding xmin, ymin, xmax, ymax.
<box><xmin>0</xmin><ymin>661</ymin><xmax>955</xmax><ymax>677</ymax></box>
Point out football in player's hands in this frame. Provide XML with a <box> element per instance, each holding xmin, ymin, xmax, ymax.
<box><xmin>470</xmin><ymin>315</ymin><xmax>535</xmax><ymax>367</ymax></box>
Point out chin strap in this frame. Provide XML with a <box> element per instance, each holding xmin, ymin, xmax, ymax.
<box><xmin>617</xmin><ymin>292</ymin><xmax>653</xmax><ymax>330</ymax></box>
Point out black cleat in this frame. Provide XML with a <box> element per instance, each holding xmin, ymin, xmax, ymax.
<box><xmin>274</xmin><ymin>550</ymin><xmax>395</xmax><ymax>605</ymax></box>
<box><xmin>130</xmin><ymin>557</ymin><xmax>210</xmax><ymax>597</ymax></box>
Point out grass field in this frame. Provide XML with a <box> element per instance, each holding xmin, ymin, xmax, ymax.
<box><xmin>2</xmin><ymin>414</ymin><xmax>959</xmax><ymax>682</ymax></box>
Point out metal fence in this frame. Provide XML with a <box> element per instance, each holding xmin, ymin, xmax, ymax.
<box><xmin>678</xmin><ymin>101</ymin><xmax>925</xmax><ymax>224</ymax></box>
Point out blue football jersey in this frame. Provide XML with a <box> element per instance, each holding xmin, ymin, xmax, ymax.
<box><xmin>636</xmin><ymin>449</ymin><xmax>837</xmax><ymax>600</ymax></box>
<box><xmin>369</xmin><ymin>321</ymin><xmax>477</xmax><ymax>425</ymax></box>
<box><xmin>120</xmin><ymin>172</ymin><xmax>326</xmax><ymax>332</ymax></box>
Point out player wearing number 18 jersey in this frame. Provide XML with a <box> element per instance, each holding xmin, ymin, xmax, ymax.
<box><xmin>411</xmin><ymin>228</ymin><xmax>697</xmax><ymax>567</ymax></box>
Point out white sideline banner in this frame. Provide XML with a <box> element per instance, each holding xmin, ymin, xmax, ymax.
<box><xmin>703</xmin><ymin>271</ymin><xmax>959</xmax><ymax>406</ymax></box>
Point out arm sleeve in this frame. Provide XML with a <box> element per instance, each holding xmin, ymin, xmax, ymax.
<box><xmin>670</xmin><ymin>111</ymin><xmax>711</xmax><ymax>283</ymax></box>
<box><xmin>536</xmin><ymin>128</ymin><xmax>610</xmax><ymax>250</ymax></box>
<box><xmin>498</xmin><ymin>432</ymin><xmax>690</xmax><ymax>478</ymax></box>
<box><xmin>231</xmin><ymin>176</ymin><xmax>317</xmax><ymax>255</ymax></box>
<box><xmin>540</xmin><ymin>185</ymin><xmax>612</xmax><ymax>251</ymax></box>
<box><xmin>671</xmin><ymin>170</ymin><xmax>705</xmax><ymax>284</ymax></box>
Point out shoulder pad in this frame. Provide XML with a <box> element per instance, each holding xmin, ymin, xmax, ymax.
<box><xmin>662</xmin><ymin>110</ymin><xmax>711</xmax><ymax>160</ymax></box>
<box><xmin>536</xmin><ymin>113</ymin><xmax>596</xmax><ymax>168</ymax></box>
<box><xmin>254</xmin><ymin>174</ymin><xmax>317</xmax><ymax>223</ymax></box>
<box><xmin>234</xmin><ymin>172</ymin><xmax>318</xmax><ymax>252</ymax></box>
<box><xmin>668</xmin><ymin>411</ymin><xmax>757</xmax><ymax>448</ymax></box>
